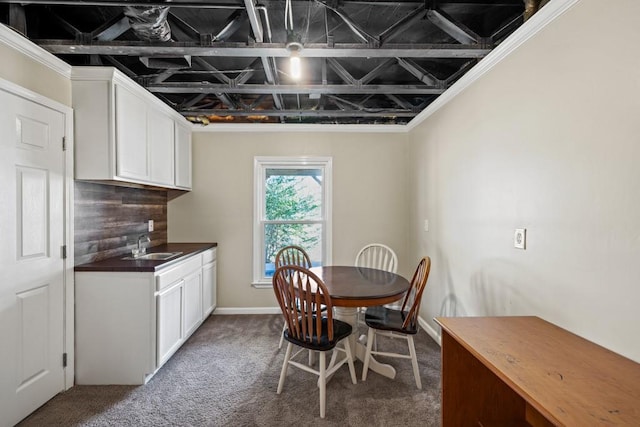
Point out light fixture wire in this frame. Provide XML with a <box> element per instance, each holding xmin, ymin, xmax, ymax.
<box><xmin>285</xmin><ymin>0</ymin><xmax>294</xmax><ymax>31</ymax></box>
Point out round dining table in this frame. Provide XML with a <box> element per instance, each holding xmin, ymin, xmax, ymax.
<box><xmin>310</xmin><ymin>265</ymin><xmax>410</xmax><ymax>379</ymax></box>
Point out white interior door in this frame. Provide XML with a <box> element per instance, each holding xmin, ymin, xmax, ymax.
<box><xmin>0</xmin><ymin>88</ymin><xmax>66</xmax><ymax>427</ymax></box>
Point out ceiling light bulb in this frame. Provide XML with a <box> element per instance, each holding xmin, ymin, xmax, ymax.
<box><xmin>290</xmin><ymin>51</ymin><xmax>301</xmax><ymax>80</ymax></box>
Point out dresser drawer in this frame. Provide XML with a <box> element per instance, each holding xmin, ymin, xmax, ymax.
<box><xmin>156</xmin><ymin>255</ymin><xmax>202</xmax><ymax>291</ymax></box>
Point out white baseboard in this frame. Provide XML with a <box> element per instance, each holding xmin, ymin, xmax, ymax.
<box><xmin>418</xmin><ymin>315</ymin><xmax>442</xmax><ymax>347</ymax></box>
<box><xmin>213</xmin><ymin>307</ymin><xmax>281</xmax><ymax>315</ymax></box>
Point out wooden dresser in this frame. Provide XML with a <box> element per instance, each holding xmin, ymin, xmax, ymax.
<box><xmin>435</xmin><ymin>316</ymin><xmax>640</xmax><ymax>426</ymax></box>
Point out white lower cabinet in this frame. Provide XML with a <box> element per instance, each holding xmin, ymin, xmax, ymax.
<box><xmin>202</xmin><ymin>248</ymin><xmax>217</xmax><ymax>316</ymax></box>
<box><xmin>157</xmin><ymin>279</ymin><xmax>184</xmax><ymax>367</ymax></box>
<box><xmin>183</xmin><ymin>269</ymin><xmax>203</xmax><ymax>338</ymax></box>
<box><xmin>76</xmin><ymin>250</ymin><xmax>215</xmax><ymax>385</ymax></box>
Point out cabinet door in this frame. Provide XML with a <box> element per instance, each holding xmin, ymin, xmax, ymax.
<box><xmin>115</xmin><ymin>84</ymin><xmax>149</xmax><ymax>181</ymax></box>
<box><xmin>174</xmin><ymin>122</ymin><xmax>192</xmax><ymax>189</ymax></box>
<box><xmin>202</xmin><ymin>260</ymin><xmax>217</xmax><ymax>317</ymax></box>
<box><xmin>183</xmin><ymin>270</ymin><xmax>202</xmax><ymax>338</ymax></box>
<box><xmin>148</xmin><ymin>109</ymin><xmax>175</xmax><ymax>186</ymax></box>
<box><xmin>157</xmin><ymin>280</ymin><xmax>184</xmax><ymax>367</ymax></box>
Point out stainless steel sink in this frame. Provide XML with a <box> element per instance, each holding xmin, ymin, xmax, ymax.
<box><xmin>122</xmin><ymin>252</ymin><xmax>183</xmax><ymax>261</ymax></box>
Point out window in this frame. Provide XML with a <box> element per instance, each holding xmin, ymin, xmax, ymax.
<box><xmin>253</xmin><ymin>157</ymin><xmax>332</xmax><ymax>286</ymax></box>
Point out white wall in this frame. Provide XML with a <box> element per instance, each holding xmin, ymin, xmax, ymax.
<box><xmin>169</xmin><ymin>131</ymin><xmax>409</xmax><ymax>309</ymax></box>
<box><xmin>0</xmin><ymin>26</ymin><xmax>71</xmax><ymax>106</ymax></box>
<box><xmin>408</xmin><ymin>0</ymin><xmax>640</xmax><ymax>362</ymax></box>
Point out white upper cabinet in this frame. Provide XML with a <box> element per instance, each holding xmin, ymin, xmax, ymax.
<box><xmin>72</xmin><ymin>67</ymin><xmax>192</xmax><ymax>190</ymax></box>
<box><xmin>115</xmin><ymin>84</ymin><xmax>149</xmax><ymax>181</ymax></box>
<box><xmin>148</xmin><ymin>107</ymin><xmax>175</xmax><ymax>186</ymax></box>
<box><xmin>174</xmin><ymin>121</ymin><xmax>192</xmax><ymax>190</ymax></box>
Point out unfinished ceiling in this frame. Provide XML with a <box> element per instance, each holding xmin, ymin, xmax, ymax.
<box><xmin>0</xmin><ymin>0</ymin><xmax>539</xmax><ymax>126</ymax></box>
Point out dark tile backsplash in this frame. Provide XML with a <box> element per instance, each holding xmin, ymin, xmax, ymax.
<box><xmin>74</xmin><ymin>181</ymin><xmax>168</xmax><ymax>265</ymax></box>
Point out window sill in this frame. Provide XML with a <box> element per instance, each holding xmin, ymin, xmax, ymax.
<box><xmin>252</xmin><ymin>282</ymin><xmax>273</xmax><ymax>289</ymax></box>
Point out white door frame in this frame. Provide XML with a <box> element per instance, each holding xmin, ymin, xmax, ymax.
<box><xmin>0</xmin><ymin>77</ymin><xmax>75</xmax><ymax>390</ymax></box>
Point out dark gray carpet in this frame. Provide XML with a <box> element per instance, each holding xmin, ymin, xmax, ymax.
<box><xmin>18</xmin><ymin>314</ymin><xmax>442</xmax><ymax>426</ymax></box>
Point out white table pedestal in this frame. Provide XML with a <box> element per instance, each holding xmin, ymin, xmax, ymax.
<box><xmin>334</xmin><ymin>306</ymin><xmax>397</xmax><ymax>379</ymax></box>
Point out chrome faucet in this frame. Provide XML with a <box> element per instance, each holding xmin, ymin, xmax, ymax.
<box><xmin>137</xmin><ymin>234</ymin><xmax>150</xmax><ymax>254</ymax></box>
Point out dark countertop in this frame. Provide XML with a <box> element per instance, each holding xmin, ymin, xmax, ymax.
<box><xmin>74</xmin><ymin>242</ymin><xmax>217</xmax><ymax>273</ymax></box>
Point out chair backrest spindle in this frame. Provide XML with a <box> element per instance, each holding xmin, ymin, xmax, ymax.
<box><xmin>355</xmin><ymin>243</ymin><xmax>398</xmax><ymax>274</ymax></box>
<box><xmin>275</xmin><ymin>245</ymin><xmax>312</xmax><ymax>269</ymax></box>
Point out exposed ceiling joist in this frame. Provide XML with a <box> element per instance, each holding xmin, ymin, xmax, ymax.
<box><xmin>182</xmin><ymin>109</ymin><xmax>417</xmax><ymax>118</ymax></box>
<box><xmin>396</xmin><ymin>58</ymin><xmax>442</xmax><ymax>87</ymax></box>
<box><xmin>92</xmin><ymin>13</ymin><xmax>129</xmax><ymax>41</ymax></box>
<box><xmin>8</xmin><ymin>4</ymin><xmax>26</xmax><ymax>35</ymax></box>
<box><xmin>5</xmin><ymin>0</ymin><xmax>245</xmax><ymax>8</ymax></box>
<box><xmin>426</xmin><ymin>8</ymin><xmax>482</xmax><ymax>45</ymax></box>
<box><xmin>243</xmin><ymin>0</ymin><xmax>263</xmax><ymax>43</ymax></box>
<box><xmin>317</xmin><ymin>0</ymin><xmax>376</xmax><ymax>45</ymax></box>
<box><xmin>378</xmin><ymin>6</ymin><xmax>426</xmax><ymax>44</ymax></box>
<box><xmin>167</xmin><ymin>12</ymin><xmax>200</xmax><ymax>42</ymax></box>
<box><xmin>327</xmin><ymin>58</ymin><xmax>356</xmax><ymax>85</ymax></box>
<box><xmin>385</xmin><ymin>94</ymin><xmax>414</xmax><ymax>110</ymax></box>
<box><xmin>360</xmin><ymin>58</ymin><xmax>396</xmax><ymax>85</ymax></box>
<box><xmin>0</xmin><ymin>0</ymin><xmax>526</xmax><ymax>125</ymax></box>
<box><xmin>36</xmin><ymin>41</ymin><xmax>493</xmax><ymax>58</ymax></box>
<box><xmin>147</xmin><ymin>83</ymin><xmax>446</xmax><ymax>95</ymax></box>
<box><xmin>150</xmin><ymin>69</ymin><xmax>177</xmax><ymax>83</ymax></box>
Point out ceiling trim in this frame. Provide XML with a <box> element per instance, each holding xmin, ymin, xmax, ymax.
<box><xmin>406</xmin><ymin>0</ymin><xmax>581</xmax><ymax>132</ymax></box>
<box><xmin>192</xmin><ymin>122</ymin><xmax>407</xmax><ymax>133</ymax></box>
<box><xmin>0</xmin><ymin>23</ymin><xmax>72</xmax><ymax>78</ymax></box>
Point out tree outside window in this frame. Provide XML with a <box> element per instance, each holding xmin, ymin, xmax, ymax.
<box><xmin>253</xmin><ymin>157</ymin><xmax>332</xmax><ymax>285</ymax></box>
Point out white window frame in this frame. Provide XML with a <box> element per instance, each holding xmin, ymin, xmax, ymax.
<box><xmin>252</xmin><ymin>156</ymin><xmax>332</xmax><ymax>287</ymax></box>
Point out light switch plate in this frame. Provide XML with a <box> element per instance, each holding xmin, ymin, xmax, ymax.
<box><xmin>514</xmin><ymin>228</ymin><xmax>526</xmax><ymax>249</ymax></box>
<box><xmin>424</xmin><ymin>219</ymin><xmax>429</xmax><ymax>232</ymax></box>
<box><xmin>148</xmin><ymin>220</ymin><xmax>154</xmax><ymax>232</ymax></box>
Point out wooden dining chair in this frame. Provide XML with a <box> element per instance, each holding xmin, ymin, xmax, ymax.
<box><xmin>354</xmin><ymin>243</ymin><xmax>398</xmax><ymax>274</ymax></box>
<box><xmin>274</xmin><ymin>245</ymin><xmax>313</xmax><ymax>349</ymax></box>
<box><xmin>361</xmin><ymin>256</ymin><xmax>431</xmax><ymax>389</ymax></box>
<box><xmin>354</xmin><ymin>243</ymin><xmax>399</xmax><ymax>326</ymax></box>
<box><xmin>273</xmin><ymin>265</ymin><xmax>357</xmax><ymax>419</ymax></box>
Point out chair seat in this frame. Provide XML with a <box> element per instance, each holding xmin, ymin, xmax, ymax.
<box><xmin>284</xmin><ymin>317</ymin><xmax>352</xmax><ymax>351</ymax></box>
<box><xmin>364</xmin><ymin>305</ymin><xmax>418</xmax><ymax>335</ymax></box>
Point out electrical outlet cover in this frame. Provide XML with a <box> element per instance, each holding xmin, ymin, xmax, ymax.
<box><xmin>514</xmin><ymin>228</ymin><xmax>526</xmax><ymax>249</ymax></box>
<box><xmin>148</xmin><ymin>220</ymin><xmax>154</xmax><ymax>232</ymax></box>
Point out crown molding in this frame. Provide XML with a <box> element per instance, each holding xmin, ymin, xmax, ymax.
<box><xmin>193</xmin><ymin>122</ymin><xmax>407</xmax><ymax>133</ymax></box>
<box><xmin>406</xmin><ymin>0</ymin><xmax>581</xmax><ymax>132</ymax></box>
<box><xmin>0</xmin><ymin>23</ymin><xmax>72</xmax><ymax>78</ymax></box>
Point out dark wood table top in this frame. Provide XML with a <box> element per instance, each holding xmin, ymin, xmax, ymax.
<box><xmin>310</xmin><ymin>265</ymin><xmax>410</xmax><ymax>308</ymax></box>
